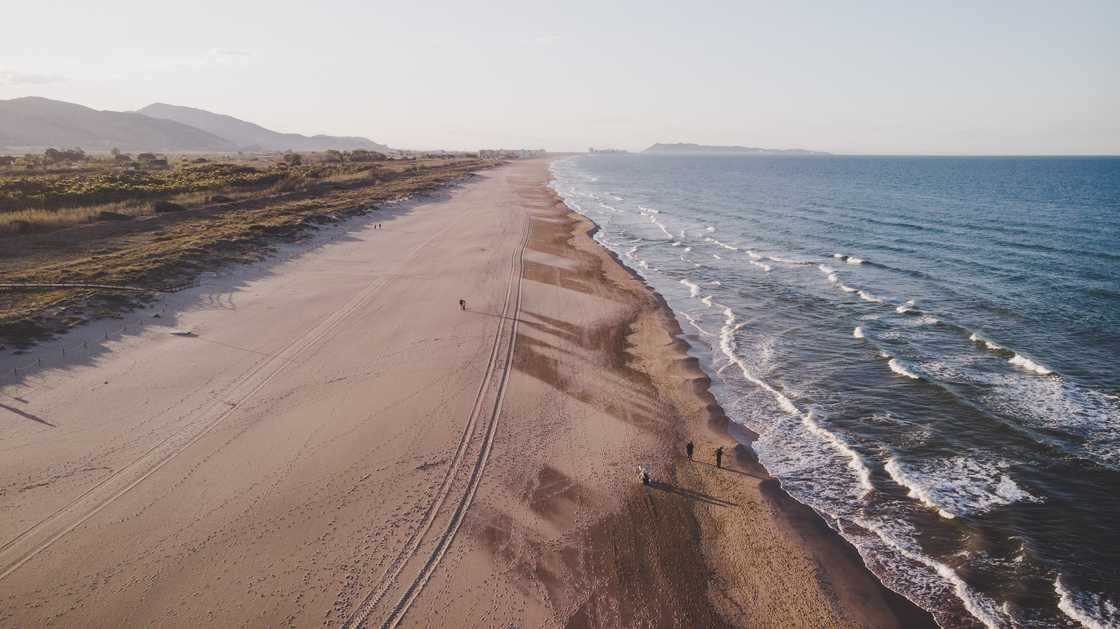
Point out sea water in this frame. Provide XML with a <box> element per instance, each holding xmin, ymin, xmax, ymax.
<box><xmin>551</xmin><ymin>154</ymin><xmax>1120</xmax><ymax>629</ymax></box>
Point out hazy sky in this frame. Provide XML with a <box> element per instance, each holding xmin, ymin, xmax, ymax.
<box><xmin>2</xmin><ymin>1</ymin><xmax>1118</xmax><ymax>154</ymax></box>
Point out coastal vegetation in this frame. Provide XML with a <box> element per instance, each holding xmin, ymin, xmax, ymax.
<box><xmin>0</xmin><ymin>151</ymin><xmax>493</xmax><ymax>344</ymax></box>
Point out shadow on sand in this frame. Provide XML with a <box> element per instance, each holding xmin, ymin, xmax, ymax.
<box><xmin>688</xmin><ymin>459</ymin><xmax>768</xmax><ymax>480</ymax></box>
<box><xmin>646</xmin><ymin>480</ymin><xmax>737</xmax><ymax>507</ymax></box>
<box><xmin>0</xmin><ymin>401</ymin><xmax>55</xmax><ymax>427</ymax></box>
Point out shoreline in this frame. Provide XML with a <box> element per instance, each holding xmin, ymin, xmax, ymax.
<box><xmin>550</xmin><ymin>167</ymin><xmax>939</xmax><ymax>627</ymax></box>
<box><xmin>0</xmin><ymin>159</ymin><xmax>936</xmax><ymax>626</ymax></box>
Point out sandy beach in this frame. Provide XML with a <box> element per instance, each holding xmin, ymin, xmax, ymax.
<box><xmin>0</xmin><ymin>159</ymin><xmax>934</xmax><ymax>627</ymax></box>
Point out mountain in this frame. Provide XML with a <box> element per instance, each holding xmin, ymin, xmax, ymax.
<box><xmin>137</xmin><ymin>103</ymin><xmax>390</xmax><ymax>152</ymax></box>
<box><xmin>0</xmin><ymin>97</ymin><xmax>235</xmax><ymax>152</ymax></box>
<box><xmin>644</xmin><ymin>143</ymin><xmax>829</xmax><ymax>156</ymax></box>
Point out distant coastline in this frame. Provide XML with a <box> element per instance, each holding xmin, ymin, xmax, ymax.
<box><xmin>644</xmin><ymin>142</ymin><xmax>830</xmax><ymax>156</ymax></box>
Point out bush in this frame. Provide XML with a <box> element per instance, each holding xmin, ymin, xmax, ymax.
<box><xmin>0</xmin><ymin>163</ymin><xmax>283</xmax><ymax>210</ymax></box>
<box><xmin>43</xmin><ymin>147</ymin><xmax>87</xmax><ymax>164</ymax></box>
<box><xmin>347</xmin><ymin>150</ymin><xmax>387</xmax><ymax>162</ymax></box>
<box><xmin>152</xmin><ymin>200</ymin><xmax>187</xmax><ymax>213</ymax></box>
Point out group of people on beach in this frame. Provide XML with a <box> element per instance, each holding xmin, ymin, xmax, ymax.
<box><xmin>686</xmin><ymin>441</ymin><xmax>724</xmax><ymax>467</ymax></box>
<box><xmin>638</xmin><ymin>441</ymin><xmax>726</xmax><ymax>486</ymax></box>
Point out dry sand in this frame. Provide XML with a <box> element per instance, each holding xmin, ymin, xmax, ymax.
<box><xmin>0</xmin><ymin>160</ymin><xmax>933</xmax><ymax>627</ymax></box>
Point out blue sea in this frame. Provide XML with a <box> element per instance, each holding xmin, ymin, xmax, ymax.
<box><xmin>550</xmin><ymin>154</ymin><xmax>1120</xmax><ymax>629</ymax></box>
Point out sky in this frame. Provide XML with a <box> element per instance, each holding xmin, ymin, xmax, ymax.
<box><xmin>2</xmin><ymin>0</ymin><xmax>1118</xmax><ymax>154</ymax></box>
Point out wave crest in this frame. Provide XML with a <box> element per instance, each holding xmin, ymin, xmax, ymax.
<box><xmin>1055</xmin><ymin>576</ymin><xmax>1120</xmax><ymax>629</ymax></box>
<box><xmin>1009</xmin><ymin>354</ymin><xmax>1053</xmax><ymax>376</ymax></box>
<box><xmin>888</xmin><ymin>358</ymin><xmax>921</xmax><ymax>380</ymax></box>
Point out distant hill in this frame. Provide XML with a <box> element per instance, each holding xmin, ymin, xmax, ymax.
<box><xmin>137</xmin><ymin>103</ymin><xmax>390</xmax><ymax>152</ymax></box>
<box><xmin>0</xmin><ymin>97</ymin><xmax>235</xmax><ymax>152</ymax></box>
<box><xmin>644</xmin><ymin>143</ymin><xmax>829</xmax><ymax>156</ymax></box>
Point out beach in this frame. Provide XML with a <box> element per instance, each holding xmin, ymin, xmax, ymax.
<box><xmin>0</xmin><ymin>159</ymin><xmax>933</xmax><ymax>627</ymax></box>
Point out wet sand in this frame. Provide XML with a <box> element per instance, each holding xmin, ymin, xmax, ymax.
<box><xmin>0</xmin><ymin>160</ymin><xmax>934</xmax><ymax>627</ymax></box>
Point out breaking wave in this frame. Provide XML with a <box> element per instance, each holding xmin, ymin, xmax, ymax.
<box><xmin>706</xmin><ymin>237</ymin><xmax>738</xmax><ymax>251</ymax></box>
<box><xmin>1055</xmin><ymin>576</ymin><xmax>1120</xmax><ymax>629</ymax></box>
<box><xmin>884</xmin><ymin>456</ymin><xmax>1040</xmax><ymax>519</ymax></box>
<box><xmin>859</xmin><ymin>290</ymin><xmax>884</xmax><ymax>303</ymax></box>
<box><xmin>711</xmin><ymin>302</ymin><xmax>874</xmax><ymax>498</ymax></box>
<box><xmin>833</xmin><ymin>253</ymin><xmax>865</xmax><ymax>265</ymax></box>
<box><xmin>1009</xmin><ymin>353</ymin><xmax>1053</xmax><ymax>376</ymax></box>
<box><xmin>680</xmin><ymin>278</ymin><xmax>701</xmax><ymax>298</ymax></box>
<box><xmin>888</xmin><ymin>358</ymin><xmax>921</xmax><ymax>380</ymax></box>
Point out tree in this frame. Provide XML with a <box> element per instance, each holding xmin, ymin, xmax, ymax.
<box><xmin>41</xmin><ymin>147</ymin><xmax>87</xmax><ymax>163</ymax></box>
<box><xmin>347</xmin><ymin>150</ymin><xmax>387</xmax><ymax>162</ymax></box>
<box><xmin>283</xmin><ymin>152</ymin><xmax>303</xmax><ymax>166</ymax></box>
<box><xmin>323</xmin><ymin>150</ymin><xmax>343</xmax><ymax>163</ymax></box>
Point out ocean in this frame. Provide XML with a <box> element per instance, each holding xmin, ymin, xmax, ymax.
<box><xmin>550</xmin><ymin>154</ymin><xmax>1120</xmax><ymax>629</ymax></box>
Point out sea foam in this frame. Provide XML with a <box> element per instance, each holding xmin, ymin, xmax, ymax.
<box><xmin>1009</xmin><ymin>354</ymin><xmax>1053</xmax><ymax>376</ymax></box>
<box><xmin>884</xmin><ymin>456</ymin><xmax>1041</xmax><ymax>520</ymax></box>
<box><xmin>884</xmin><ymin>457</ymin><xmax>957</xmax><ymax>519</ymax></box>
<box><xmin>680</xmin><ymin>311</ymin><xmax>714</xmax><ymax>337</ymax></box>
<box><xmin>706</xmin><ymin>237</ymin><xmax>738</xmax><ymax>251</ymax></box>
<box><xmin>853</xmin><ymin>326</ymin><xmax>865</xmax><ymax>339</ymax></box>
<box><xmin>1055</xmin><ymin>576</ymin><xmax>1120</xmax><ymax>629</ymax></box>
<box><xmin>713</xmin><ymin>303</ymin><xmax>873</xmax><ymax>498</ymax></box>
<box><xmin>888</xmin><ymin>358</ymin><xmax>921</xmax><ymax>380</ymax></box>
<box><xmin>849</xmin><ymin>515</ymin><xmax>1010</xmax><ymax>629</ymax></box>
<box><xmin>969</xmin><ymin>332</ymin><xmax>1005</xmax><ymax>352</ymax></box>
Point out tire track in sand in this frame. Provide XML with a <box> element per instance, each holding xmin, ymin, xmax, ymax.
<box><xmin>0</xmin><ymin>211</ymin><xmax>464</xmax><ymax>582</ymax></box>
<box><xmin>343</xmin><ymin>197</ymin><xmax>529</xmax><ymax>629</ymax></box>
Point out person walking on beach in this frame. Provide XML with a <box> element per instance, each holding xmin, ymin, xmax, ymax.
<box><xmin>637</xmin><ymin>465</ymin><xmax>651</xmax><ymax>486</ymax></box>
<box><xmin>715</xmin><ymin>446</ymin><xmax>724</xmax><ymax>469</ymax></box>
<box><xmin>686</xmin><ymin>441</ymin><xmax>694</xmax><ymax>461</ymax></box>
<box><xmin>459</xmin><ymin>299</ymin><xmax>467</xmax><ymax>311</ymax></box>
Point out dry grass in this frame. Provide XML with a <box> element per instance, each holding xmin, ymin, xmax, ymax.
<box><xmin>0</xmin><ymin>188</ymin><xmax>262</xmax><ymax>235</ymax></box>
<box><xmin>0</xmin><ymin>158</ymin><xmax>497</xmax><ymax>344</ymax></box>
